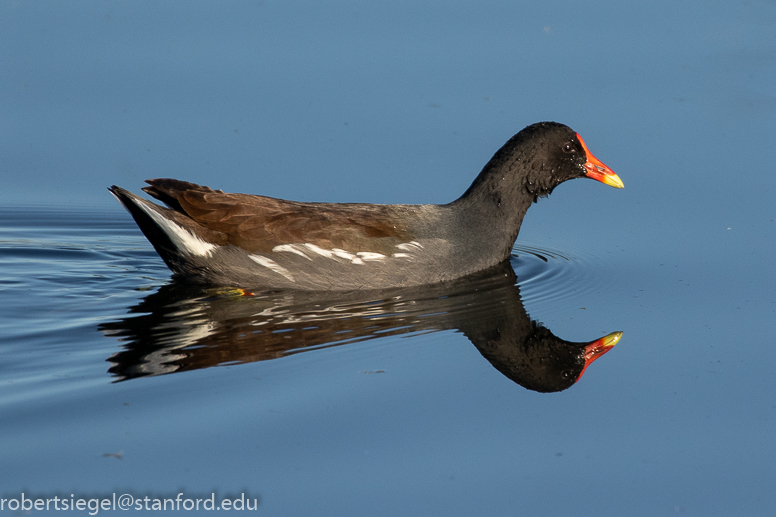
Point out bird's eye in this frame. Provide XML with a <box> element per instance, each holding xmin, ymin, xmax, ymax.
<box><xmin>562</xmin><ymin>142</ymin><xmax>575</xmax><ymax>154</ymax></box>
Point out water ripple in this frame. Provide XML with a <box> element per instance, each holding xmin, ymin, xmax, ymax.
<box><xmin>511</xmin><ymin>242</ymin><xmax>600</xmax><ymax>307</ymax></box>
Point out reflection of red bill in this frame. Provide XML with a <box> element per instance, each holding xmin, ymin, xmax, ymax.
<box><xmin>577</xmin><ymin>133</ymin><xmax>624</xmax><ymax>189</ymax></box>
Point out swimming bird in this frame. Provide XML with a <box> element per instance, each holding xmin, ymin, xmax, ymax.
<box><xmin>109</xmin><ymin>121</ymin><xmax>623</xmax><ymax>290</ymax></box>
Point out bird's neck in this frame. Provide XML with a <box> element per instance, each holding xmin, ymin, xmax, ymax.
<box><xmin>447</xmin><ymin>148</ymin><xmax>554</xmax><ymax>266</ymax></box>
<box><xmin>446</xmin><ymin>192</ymin><xmax>529</xmax><ymax>269</ymax></box>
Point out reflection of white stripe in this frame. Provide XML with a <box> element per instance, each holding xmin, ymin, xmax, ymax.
<box><xmin>137</xmin><ymin>203</ymin><xmax>216</xmax><ymax>257</ymax></box>
<box><xmin>249</xmin><ymin>254</ymin><xmax>295</xmax><ymax>282</ymax></box>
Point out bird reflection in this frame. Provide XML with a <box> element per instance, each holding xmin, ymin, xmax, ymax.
<box><xmin>99</xmin><ymin>260</ymin><xmax>621</xmax><ymax>392</ymax></box>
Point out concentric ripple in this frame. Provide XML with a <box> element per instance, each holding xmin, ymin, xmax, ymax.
<box><xmin>511</xmin><ymin>242</ymin><xmax>601</xmax><ymax>307</ymax></box>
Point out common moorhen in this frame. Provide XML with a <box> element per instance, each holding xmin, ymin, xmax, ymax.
<box><xmin>110</xmin><ymin>122</ymin><xmax>623</xmax><ymax>289</ymax></box>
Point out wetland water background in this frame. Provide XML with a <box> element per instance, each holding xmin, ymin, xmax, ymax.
<box><xmin>2</xmin><ymin>1</ymin><xmax>776</xmax><ymax>515</ymax></box>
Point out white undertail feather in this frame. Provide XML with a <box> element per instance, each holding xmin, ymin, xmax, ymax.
<box><xmin>133</xmin><ymin>198</ymin><xmax>217</xmax><ymax>257</ymax></box>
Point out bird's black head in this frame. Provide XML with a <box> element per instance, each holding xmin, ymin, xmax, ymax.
<box><xmin>511</xmin><ymin>122</ymin><xmax>623</xmax><ymax>200</ymax></box>
<box><xmin>517</xmin><ymin>122</ymin><xmax>587</xmax><ymax>198</ymax></box>
<box><xmin>461</xmin><ymin>121</ymin><xmax>622</xmax><ymax>205</ymax></box>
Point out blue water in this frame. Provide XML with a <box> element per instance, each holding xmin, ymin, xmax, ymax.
<box><xmin>3</xmin><ymin>0</ymin><xmax>776</xmax><ymax>515</ymax></box>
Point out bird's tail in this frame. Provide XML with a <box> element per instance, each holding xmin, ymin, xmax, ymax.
<box><xmin>109</xmin><ymin>186</ymin><xmax>216</xmax><ymax>273</ymax></box>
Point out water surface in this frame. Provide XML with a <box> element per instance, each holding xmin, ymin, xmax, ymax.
<box><xmin>2</xmin><ymin>203</ymin><xmax>775</xmax><ymax>516</ymax></box>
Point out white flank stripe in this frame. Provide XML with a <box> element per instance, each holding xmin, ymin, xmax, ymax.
<box><xmin>332</xmin><ymin>248</ymin><xmax>358</xmax><ymax>261</ymax></box>
<box><xmin>396</xmin><ymin>241</ymin><xmax>423</xmax><ymax>251</ymax></box>
<box><xmin>249</xmin><ymin>255</ymin><xmax>295</xmax><ymax>282</ymax></box>
<box><xmin>303</xmin><ymin>243</ymin><xmax>336</xmax><ymax>259</ymax></box>
<box><xmin>273</xmin><ymin>244</ymin><xmax>312</xmax><ymax>260</ymax></box>
<box><xmin>356</xmin><ymin>252</ymin><xmax>386</xmax><ymax>261</ymax></box>
<box><xmin>285</xmin><ymin>243</ymin><xmax>390</xmax><ymax>265</ymax></box>
<box><xmin>137</xmin><ymin>203</ymin><xmax>216</xmax><ymax>257</ymax></box>
<box><xmin>332</xmin><ymin>248</ymin><xmax>366</xmax><ymax>265</ymax></box>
